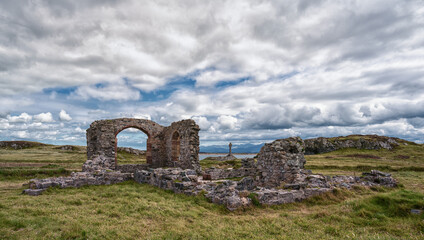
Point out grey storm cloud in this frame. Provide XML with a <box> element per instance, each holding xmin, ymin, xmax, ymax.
<box><xmin>0</xmin><ymin>0</ymin><xmax>424</xmax><ymax>144</ymax></box>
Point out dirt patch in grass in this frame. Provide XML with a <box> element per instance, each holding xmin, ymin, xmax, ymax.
<box><xmin>395</xmin><ymin>155</ymin><xmax>410</xmax><ymax>160</ymax></box>
<box><xmin>345</xmin><ymin>154</ymin><xmax>381</xmax><ymax>159</ymax></box>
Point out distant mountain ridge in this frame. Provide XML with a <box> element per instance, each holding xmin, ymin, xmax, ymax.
<box><xmin>200</xmin><ymin>143</ymin><xmax>264</xmax><ymax>153</ymax></box>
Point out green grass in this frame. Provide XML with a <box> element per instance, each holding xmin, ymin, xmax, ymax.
<box><xmin>0</xmin><ymin>168</ymin><xmax>70</xmax><ymax>180</ymax></box>
<box><xmin>116</xmin><ymin>150</ymin><xmax>146</xmax><ymax>165</ymax></box>
<box><xmin>0</xmin><ymin>141</ymin><xmax>424</xmax><ymax>239</ymax></box>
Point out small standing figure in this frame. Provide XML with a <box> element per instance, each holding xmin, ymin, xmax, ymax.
<box><xmin>228</xmin><ymin>142</ymin><xmax>232</xmax><ymax>156</ymax></box>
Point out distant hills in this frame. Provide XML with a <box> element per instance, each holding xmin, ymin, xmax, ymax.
<box><xmin>200</xmin><ymin>143</ymin><xmax>264</xmax><ymax>153</ymax></box>
<box><xmin>1</xmin><ymin>135</ymin><xmax>420</xmax><ymax>154</ymax></box>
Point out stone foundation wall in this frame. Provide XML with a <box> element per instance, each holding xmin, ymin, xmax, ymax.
<box><xmin>134</xmin><ymin>168</ymin><xmax>200</xmax><ymax>195</ymax></box>
<box><xmin>133</xmin><ymin>167</ymin><xmax>397</xmax><ymax>211</ymax></box>
<box><xmin>134</xmin><ymin>168</ymin><xmax>253</xmax><ymax>210</ymax></box>
<box><xmin>202</xmin><ymin>168</ymin><xmax>256</xmax><ymax>180</ymax></box>
<box><xmin>23</xmin><ymin>171</ymin><xmax>132</xmax><ymax>196</ymax></box>
<box><xmin>116</xmin><ymin>164</ymin><xmax>150</xmax><ymax>173</ymax></box>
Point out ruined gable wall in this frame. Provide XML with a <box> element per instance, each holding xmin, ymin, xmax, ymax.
<box><xmin>163</xmin><ymin>119</ymin><xmax>200</xmax><ymax>171</ymax></box>
<box><xmin>255</xmin><ymin>137</ymin><xmax>306</xmax><ymax>188</ymax></box>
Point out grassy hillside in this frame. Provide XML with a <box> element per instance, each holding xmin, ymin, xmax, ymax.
<box><xmin>1</xmin><ymin>141</ymin><xmax>424</xmax><ymax>239</ymax></box>
<box><xmin>116</xmin><ymin>150</ymin><xmax>146</xmax><ymax>165</ymax></box>
<box><xmin>305</xmin><ymin>141</ymin><xmax>424</xmax><ymax>194</ymax></box>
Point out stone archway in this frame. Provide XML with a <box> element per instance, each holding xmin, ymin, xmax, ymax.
<box><xmin>114</xmin><ymin>127</ymin><xmax>151</xmax><ymax>166</ymax></box>
<box><xmin>85</xmin><ymin>118</ymin><xmax>201</xmax><ymax>172</ymax></box>
<box><xmin>86</xmin><ymin>118</ymin><xmax>165</xmax><ymax>170</ymax></box>
<box><xmin>171</xmin><ymin>131</ymin><xmax>180</xmax><ymax>162</ymax></box>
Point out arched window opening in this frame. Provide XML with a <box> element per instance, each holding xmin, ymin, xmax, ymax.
<box><xmin>115</xmin><ymin>127</ymin><xmax>149</xmax><ymax>165</ymax></box>
<box><xmin>171</xmin><ymin>131</ymin><xmax>180</xmax><ymax>162</ymax></box>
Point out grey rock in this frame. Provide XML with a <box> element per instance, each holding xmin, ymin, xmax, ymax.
<box><xmin>236</xmin><ymin>177</ymin><xmax>255</xmax><ymax>191</ymax></box>
<box><xmin>411</xmin><ymin>209</ymin><xmax>422</xmax><ymax>214</ymax></box>
<box><xmin>23</xmin><ymin>189</ymin><xmax>45</xmax><ymax>196</ymax></box>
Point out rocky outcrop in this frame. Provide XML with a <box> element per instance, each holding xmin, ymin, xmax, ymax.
<box><xmin>304</xmin><ymin>135</ymin><xmax>399</xmax><ymax>154</ymax></box>
<box><xmin>0</xmin><ymin>141</ymin><xmax>45</xmax><ymax>149</ymax></box>
<box><xmin>56</xmin><ymin>145</ymin><xmax>80</xmax><ymax>151</ymax></box>
<box><xmin>286</xmin><ymin>170</ymin><xmax>398</xmax><ymax>190</ymax></box>
<box><xmin>254</xmin><ymin>187</ymin><xmax>332</xmax><ymax>205</ymax></box>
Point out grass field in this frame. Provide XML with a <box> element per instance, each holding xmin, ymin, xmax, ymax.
<box><xmin>1</xmin><ymin>141</ymin><xmax>424</xmax><ymax>239</ymax></box>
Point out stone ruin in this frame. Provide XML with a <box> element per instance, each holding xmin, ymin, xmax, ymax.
<box><xmin>23</xmin><ymin>118</ymin><xmax>398</xmax><ymax>211</ymax></box>
<box><xmin>84</xmin><ymin>118</ymin><xmax>200</xmax><ymax>172</ymax></box>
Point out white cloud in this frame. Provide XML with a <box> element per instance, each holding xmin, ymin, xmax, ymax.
<box><xmin>59</xmin><ymin>110</ymin><xmax>72</xmax><ymax>121</ymax></box>
<box><xmin>191</xmin><ymin>116</ymin><xmax>211</xmax><ymax>130</ymax></box>
<box><xmin>131</xmin><ymin>75</ymin><xmax>167</xmax><ymax>92</ymax></box>
<box><xmin>0</xmin><ymin>0</ymin><xmax>420</xmax><ymax>97</ymax></box>
<box><xmin>131</xmin><ymin>113</ymin><xmax>151</xmax><ymax>120</ymax></box>
<box><xmin>74</xmin><ymin>127</ymin><xmax>86</xmax><ymax>133</ymax></box>
<box><xmin>27</xmin><ymin>122</ymin><xmax>50</xmax><ymax>130</ymax></box>
<box><xmin>73</xmin><ymin>79</ymin><xmax>140</xmax><ymax>101</ymax></box>
<box><xmin>0</xmin><ymin>119</ymin><xmax>10</xmax><ymax>130</ymax></box>
<box><xmin>12</xmin><ymin>131</ymin><xmax>29</xmax><ymax>138</ymax></box>
<box><xmin>217</xmin><ymin>115</ymin><xmax>239</xmax><ymax>130</ymax></box>
<box><xmin>7</xmin><ymin>113</ymin><xmax>32</xmax><ymax>123</ymax></box>
<box><xmin>34</xmin><ymin>112</ymin><xmax>54</xmax><ymax>123</ymax></box>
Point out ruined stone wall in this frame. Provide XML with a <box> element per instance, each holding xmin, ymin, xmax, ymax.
<box><xmin>255</xmin><ymin>137</ymin><xmax>306</xmax><ymax>188</ymax></box>
<box><xmin>86</xmin><ymin>118</ymin><xmax>165</xmax><ymax>170</ymax></box>
<box><xmin>163</xmin><ymin>119</ymin><xmax>200</xmax><ymax>171</ymax></box>
<box><xmin>23</xmin><ymin>171</ymin><xmax>132</xmax><ymax>196</ymax></box>
<box><xmin>202</xmin><ymin>168</ymin><xmax>256</xmax><ymax>180</ymax></box>
<box><xmin>84</xmin><ymin>118</ymin><xmax>200</xmax><ymax>172</ymax></box>
<box><xmin>116</xmin><ymin>164</ymin><xmax>150</xmax><ymax>173</ymax></box>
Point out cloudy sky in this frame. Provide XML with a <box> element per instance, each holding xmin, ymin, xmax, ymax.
<box><xmin>1</xmin><ymin>0</ymin><xmax>424</xmax><ymax>151</ymax></box>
